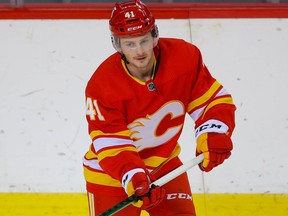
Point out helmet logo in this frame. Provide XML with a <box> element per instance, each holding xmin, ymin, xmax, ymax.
<box><xmin>128</xmin><ymin>25</ymin><xmax>143</xmax><ymax>32</ymax></box>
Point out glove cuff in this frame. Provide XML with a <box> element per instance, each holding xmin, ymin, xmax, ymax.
<box><xmin>122</xmin><ymin>168</ymin><xmax>145</xmax><ymax>194</ymax></box>
<box><xmin>195</xmin><ymin>119</ymin><xmax>229</xmax><ymax>140</ymax></box>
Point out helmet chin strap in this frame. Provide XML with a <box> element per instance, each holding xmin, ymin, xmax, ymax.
<box><xmin>121</xmin><ymin>54</ymin><xmax>130</xmax><ymax>64</ymax></box>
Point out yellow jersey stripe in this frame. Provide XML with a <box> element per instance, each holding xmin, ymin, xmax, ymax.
<box><xmin>97</xmin><ymin>146</ymin><xmax>137</xmax><ymax>162</ymax></box>
<box><xmin>121</xmin><ymin>59</ymin><xmax>157</xmax><ymax>85</ymax></box>
<box><xmin>84</xmin><ymin>167</ymin><xmax>121</xmax><ymax>187</ymax></box>
<box><xmin>90</xmin><ymin>129</ymin><xmax>131</xmax><ymax>140</ymax></box>
<box><xmin>85</xmin><ymin>145</ymin><xmax>97</xmax><ymax>159</ymax></box>
<box><xmin>85</xmin><ymin>151</ymin><xmax>97</xmax><ymax>160</ymax></box>
<box><xmin>201</xmin><ymin>96</ymin><xmax>234</xmax><ymax>119</ymax></box>
<box><xmin>143</xmin><ymin>144</ymin><xmax>181</xmax><ymax>168</ymax></box>
<box><xmin>90</xmin><ymin>130</ymin><xmax>131</xmax><ymax>139</ymax></box>
<box><xmin>188</xmin><ymin>81</ymin><xmax>221</xmax><ymax>112</ymax></box>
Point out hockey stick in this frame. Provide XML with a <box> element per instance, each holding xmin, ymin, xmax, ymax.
<box><xmin>99</xmin><ymin>153</ymin><xmax>204</xmax><ymax>216</ymax></box>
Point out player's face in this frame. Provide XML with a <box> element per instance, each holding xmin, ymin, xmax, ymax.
<box><xmin>120</xmin><ymin>33</ymin><xmax>154</xmax><ymax>69</ymax></box>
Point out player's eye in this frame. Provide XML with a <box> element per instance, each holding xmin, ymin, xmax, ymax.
<box><xmin>140</xmin><ymin>39</ymin><xmax>148</xmax><ymax>45</ymax></box>
<box><xmin>125</xmin><ymin>42</ymin><xmax>136</xmax><ymax>48</ymax></box>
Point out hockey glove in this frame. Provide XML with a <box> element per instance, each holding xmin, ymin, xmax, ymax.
<box><xmin>196</xmin><ymin>132</ymin><xmax>233</xmax><ymax>172</ymax></box>
<box><xmin>123</xmin><ymin>169</ymin><xmax>165</xmax><ymax>210</ymax></box>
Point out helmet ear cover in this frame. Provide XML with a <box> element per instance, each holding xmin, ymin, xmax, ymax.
<box><xmin>111</xmin><ymin>35</ymin><xmax>121</xmax><ymax>52</ymax></box>
<box><xmin>151</xmin><ymin>25</ymin><xmax>159</xmax><ymax>47</ymax></box>
<box><xmin>111</xmin><ymin>25</ymin><xmax>159</xmax><ymax>53</ymax></box>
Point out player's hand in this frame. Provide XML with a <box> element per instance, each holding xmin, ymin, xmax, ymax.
<box><xmin>196</xmin><ymin>132</ymin><xmax>233</xmax><ymax>172</ymax></box>
<box><xmin>125</xmin><ymin>171</ymin><xmax>165</xmax><ymax>210</ymax></box>
<box><xmin>140</xmin><ymin>184</ymin><xmax>165</xmax><ymax>210</ymax></box>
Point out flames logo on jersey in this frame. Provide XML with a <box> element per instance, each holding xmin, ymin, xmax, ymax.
<box><xmin>127</xmin><ymin>101</ymin><xmax>185</xmax><ymax>151</ymax></box>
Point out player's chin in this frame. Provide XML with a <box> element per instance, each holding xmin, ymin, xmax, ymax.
<box><xmin>134</xmin><ymin>60</ymin><xmax>148</xmax><ymax>68</ymax></box>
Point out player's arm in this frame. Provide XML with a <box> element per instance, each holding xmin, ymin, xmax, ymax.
<box><xmin>188</xmin><ymin>47</ymin><xmax>236</xmax><ymax>172</ymax></box>
<box><xmin>86</xmin><ymin>91</ymin><xmax>145</xmax><ymax>180</ymax></box>
<box><xmin>86</xmin><ymin>88</ymin><xmax>165</xmax><ymax>209</ymax></box>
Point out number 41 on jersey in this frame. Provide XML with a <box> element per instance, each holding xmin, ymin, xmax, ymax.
<box><xmin>86</xmin><ymin>97</ymin><xmax>105</xmax><ymax>121</ymax></box>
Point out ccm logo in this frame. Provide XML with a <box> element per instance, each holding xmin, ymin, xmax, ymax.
<box><xmin>128</xmin><ymin>25</ymin><xmax>142</xmax><ymax>31</ymax></box>
<box><xmin>196</xmin><ymin>123</ymin><xmax>222</xmax><ymax>134</ymax></box>
<box><xmin>166</xmin><ymin>193</ymin><xmax>192</xmax><ymax>200</ymax></box>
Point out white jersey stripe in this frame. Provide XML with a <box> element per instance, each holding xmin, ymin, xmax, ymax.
<box><xmin>83</xmin><ymin>158</ymin><xmax>103</xmax><ymax>171</ymax></box>
<box><xmin>93</xmin><ymin>137</ymin><xmax>134</xmax><ymax>152</ymax></box>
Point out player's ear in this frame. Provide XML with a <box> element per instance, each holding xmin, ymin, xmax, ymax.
<box><xmin>152</xmin><ymin>25</ymin><xmax>159</xmax><ymax>47</ymax></box>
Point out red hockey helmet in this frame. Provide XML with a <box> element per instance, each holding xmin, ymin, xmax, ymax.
<box><xmin>109</xmin><ymin>0</ymin><xmax>156</xmax><ymax>37</ymax></box>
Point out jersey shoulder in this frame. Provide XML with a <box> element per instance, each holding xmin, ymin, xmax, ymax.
<box><xmin>86</xmin><ymin>53</ymin><xmax>123</xmax><ymax>87</ymax></box>
<box><xmin>89</xmin><ymin>53</ymin><xmax>121</xmax><ymax>82</ymax></box>
<box><xmin>85</xmin><ymin>52</ymin><xmax>131</xmax><ymax>102</ymax></box>
<box><xmin>158</xmin><ymin>38</ymin><xmax>201</xmax><ymax>64</ymax></box>
<box><xmin>159</xmin><ymin>38</ymin><xmax>199</xmax><ymax>52</ymax></box>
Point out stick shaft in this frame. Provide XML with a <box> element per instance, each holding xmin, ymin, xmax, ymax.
<box><xmin>151</xmin><ymin>153</ymin><xmax>204</xmax><ymax>187</ymax></box>
<box><xmin>99</xmin><ymin>154</ymin><xmax>204</xmax><ymax>216</ymax></box>
<box><xmin>99</xmin><ymin>194</ymin><xmax>139</xmax><ymax>216</ymax></box>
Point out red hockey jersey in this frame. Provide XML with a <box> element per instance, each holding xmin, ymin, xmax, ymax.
<box><xmin>83</xmin><ymin>38</ymin><xmax>236</xmax><ymax>194</ymax></box>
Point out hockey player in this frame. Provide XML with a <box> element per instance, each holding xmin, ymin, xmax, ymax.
<box><xmin>83</xmin><ymin>0</ymin><xmax>236</xmax><ymax>215</ymax></box>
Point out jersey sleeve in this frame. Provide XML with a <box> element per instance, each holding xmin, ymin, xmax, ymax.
<box><xmin>85</xmin><ymin>67</ymin><xmax>146</xmax><ymax>185</ymax></box>
<box><xmin>187</xmin><ymin>46</ymin><xmax>236</xmax><ymax>140</ymax></box>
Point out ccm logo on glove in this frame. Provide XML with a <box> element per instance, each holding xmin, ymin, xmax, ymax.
<box><xmin>195</xmin><ymin>119</ymin><xmax>229</xmax><ymax>140</ymax></box>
